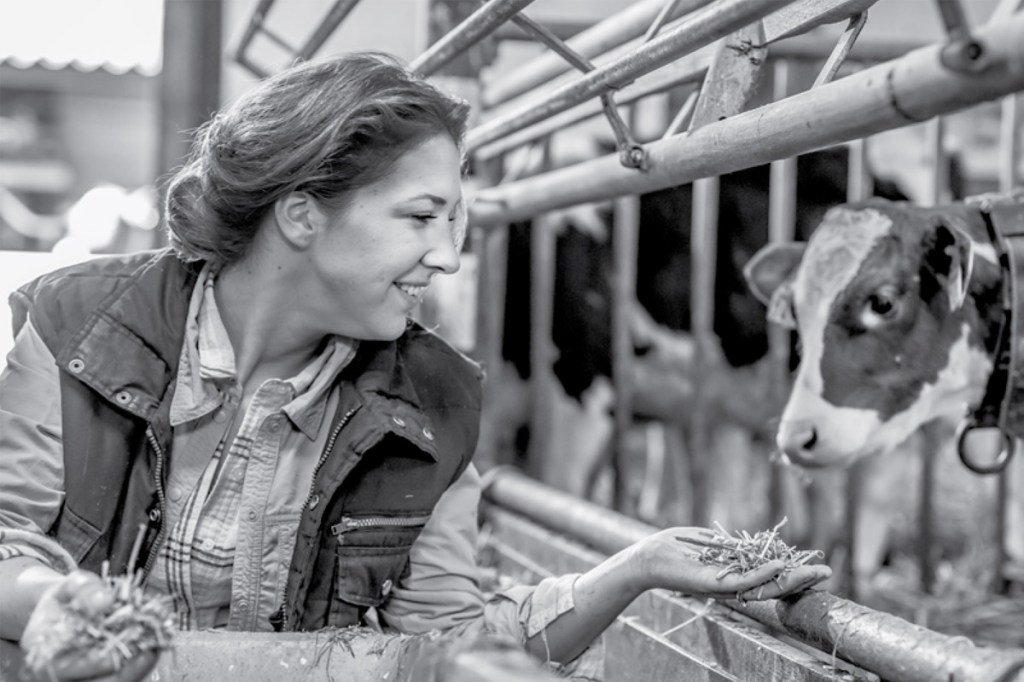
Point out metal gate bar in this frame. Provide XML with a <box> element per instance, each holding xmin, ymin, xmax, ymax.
<box><xmin>483</xmin><ymin>469</ymin><xmax>1024</xmax><ymax>682</ymax></box>
<box><xmin>468</xmin><ymin>13</ymin><xmax>1024</xmax><ymax>227</ymax></box>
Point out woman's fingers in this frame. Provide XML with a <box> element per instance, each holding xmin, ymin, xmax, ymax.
<box><xmin>43</xmin><ymin>648</ymin><xmax>158</xmax><ymax>682</ymax></box>
<box><xmin>735</xmin><ymin>564</ymin><xmax>833</xmax><ymax>601</ymax></box>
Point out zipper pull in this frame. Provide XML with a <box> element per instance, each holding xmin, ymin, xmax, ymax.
<box><xmin>330</xmin><ymin>516</ymin><xmax>355</xmax><ymax>537</ymax></box>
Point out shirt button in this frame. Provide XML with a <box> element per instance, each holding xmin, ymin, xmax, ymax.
<box><xmin>381</xmin><ymin>579</ymin><xmax>393</xmax><ymax>596</ymax></box>
<box><xmin>392</xmin><ymin>415</ymin><xmax>405</xmax><ymax>428</ymax></box>
<box><xmin>115</xmin><ymin>391</ymin><xmax>132</xmax><ymax>406</ymax></box>
<box><xmin>169</xmin><ymin>487</ymin><xmax>183</xmax><ymax>502</ymax></box>
<box><xmin>68</xmin><ymin>358</ymin><xmax>85</xmax><ymax>373</ymax></box>
<box><xmin>268</xmin><ymin>418</ymin><xmax>282</xmax><ymax>433</ymax></box>
<box><xmin>202</xmin><ymin>538</ymin><xmax>214</xmax><ymax>550</ymax></box>
<box><xmin>248</xmin><ymin>510</ymin><xmax>258</xmax><ymax>521</ymax></box>
<box><xmin>422</xmin><ymin>427</ymin><xmax>434</xmax><ymax>441</ymax></box>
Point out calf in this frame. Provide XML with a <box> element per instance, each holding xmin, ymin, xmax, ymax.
<box><xmin>744</xmin><ymin>196</ymin><xmax>1024</xmax><ymax>583</ymax></box>
<box><xmin>744</xmin><ymin>198</ymin><xmax>1001</xmax><ymax>467</ymax></box>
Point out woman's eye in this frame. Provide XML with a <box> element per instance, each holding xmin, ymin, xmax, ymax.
<box><xmin>412</xmin><ymin>214</ymin><xmax>436</xmax><ymax>223</ymax></box>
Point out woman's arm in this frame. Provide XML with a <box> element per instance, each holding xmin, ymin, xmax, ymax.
<box><xmin>0</xmin><ymin>317</ymin><xmax>68</xmax><ymax>641</ymax></box>
<box><xmin>523</xmin><ymin>527</ymin><xmax>831</xmax><ymax>664</ymax></box>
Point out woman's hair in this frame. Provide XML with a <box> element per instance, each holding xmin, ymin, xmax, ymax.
<box><xmin>164</xmin><ymin>51</ymin><xmax>471</xmax><ymax>265</ymax></box>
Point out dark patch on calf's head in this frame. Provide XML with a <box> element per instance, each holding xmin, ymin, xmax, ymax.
<box><xmin>818</xmin><ymin>208</ymin><xmax>973</xmax><ymax>421</ymax></box>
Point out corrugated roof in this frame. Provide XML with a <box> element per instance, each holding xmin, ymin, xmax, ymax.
<box><xmin>0</xmin><ymin>0</ymin><xmax>163</xmax><ymax>76</ymax></box>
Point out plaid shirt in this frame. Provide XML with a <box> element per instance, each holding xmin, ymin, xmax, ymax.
<box><xmin>145</xmin><ymin>266</ymin><xmax>356</xmax><ymax>630</ymax></box>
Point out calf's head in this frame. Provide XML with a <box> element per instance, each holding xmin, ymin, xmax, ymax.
<box><xmin>744</xmin><ymin>199</ymin><xmax>1001</xmax><ymax>467</ymax></box>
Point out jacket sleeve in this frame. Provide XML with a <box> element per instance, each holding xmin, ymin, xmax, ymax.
<box><xmin>380</xmin><ymin>464</ymin><xmax>604</xmax><ymax>678</ymax></box>
<box><xmin>0</xmin><ymin>315</ymin><xmax>73</xmax><ymax>571</ymax></box>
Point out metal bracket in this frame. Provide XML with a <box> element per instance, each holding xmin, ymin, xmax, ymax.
<box><xmin>811</xmin><ymin>11</ymin><xmax>868</xmax><ymax>87</ymax></box>
<box><xmin>509</xmin><ymin>11</ymin><xmax>648</xmax><ymax>170</ymax></box>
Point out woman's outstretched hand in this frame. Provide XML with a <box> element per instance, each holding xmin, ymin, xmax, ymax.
<box><xmin>21</xmin><ymin>571</ymin><xmax>160</xmax><ymax>682</ymax></box>
<box><xmin>626</xmin><ymin>527</ymin><xmax>832</xmax><ymax>601</ymax></box>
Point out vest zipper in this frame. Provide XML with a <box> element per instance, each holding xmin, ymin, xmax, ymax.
<box><xmin>276</xmin><ymin>403</ymin><xmax>362</xmax><ymax>631</ymax></box>
<box><xmin>141</xmin><ymin>425</ymin><xmax>167</xmax><ymax>577</ymax></box>
<box><xmin>331</xmin><ymin>513</ymin><xmax>433</xmax><ymax>539</ymax></box>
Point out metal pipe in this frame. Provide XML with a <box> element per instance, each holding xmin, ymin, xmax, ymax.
<box><xmin>772</xmin><ymin>32</ymin><xmax>930</xmax><ymax>62</ymax></box>
<box><xmin>466</xmin><ymin>0</ymin><xmax>793</xmax><ymax>152</ymax></box>
<box><xmin>644</xmin><ymin>0</ymin><xmax>690</xmax><ymax>42</ymax></box>
<box><xmin>481</xmin><ymin>469</ymin><xmax>1024</xmax><ymax>682</ymax></box>
<box><xmin>294</xmin><ymin>0</ymin><xmax>361</xmax><ymax>61</ymax></box>
<box><xmin>997</xmin><ymin>93</ymin><xmax>1021</xmax><ymax>591</ymax></box>
<box><xmin>468</xmin><ymin>13</ymin><xmax>1024</xmax><ymax>228</ymax></box>
<box><xmin>483</xmin><ymin>0</ymin><xmax>713</xmax><ymax>107</ymax></box>
<box><xmin>230</xmin><ymin>0</ymin><xmax>276</xmax><ymax>67</ymax></box>
<box><xmin>476</xmin><ymin>48</ymin><xmax>712</xmax><ymax>160</ymax></box>
<box><xmin>410</xmin><ymin>0</ymin><xmax>538</xmax><ymax>77</ymax></box>
<box><xmin>611</xmin><ymin>195</ymin><xmax>640</xmax><ymax>512</ymax></box>
<box><xmin>766</xmin><ymin>60</ymin><xmax>796</xmax><ymax>533</ymax></box>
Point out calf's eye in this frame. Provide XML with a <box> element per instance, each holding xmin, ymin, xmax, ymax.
<box><xmin>869</xmin><ymin>293</ymin><xmax>894</xmax><ymax>316</ymax></box>
<box><xmin>859</xmin><ymin>286</ymin><xmax>900</xmax><ymax>329</ymax></box>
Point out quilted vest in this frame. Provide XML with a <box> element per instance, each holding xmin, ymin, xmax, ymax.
<box><xmin>10</xmin><ymin>249</ymin><xmax>481</xmax><ymax>630</ymax></box>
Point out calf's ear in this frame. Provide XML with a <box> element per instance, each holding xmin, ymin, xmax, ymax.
<box><xmin>924</xmin><ymin>217</ymin><xmax>974</xmax><ymax>312</ymax></box>
<box><xmin>743</xmin><ymin>242</ymin><xmax>805</xmax><ymax>329</ymax></box>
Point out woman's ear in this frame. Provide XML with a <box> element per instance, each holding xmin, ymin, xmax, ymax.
<box><xmin>274</xmin><ymin>192</ymin><xmax>325</xmax><ymax>249</ymax></box>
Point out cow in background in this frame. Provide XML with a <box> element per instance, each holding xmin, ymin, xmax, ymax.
<box><xmin>744</xmin><ymin>194</ymin><xmax>1024</xmax><ymax>591</ymax></box>
<box><xmin>491</xmin><ymin>145</ymin><xmax>919</xmax><ymax>541</ymax></box>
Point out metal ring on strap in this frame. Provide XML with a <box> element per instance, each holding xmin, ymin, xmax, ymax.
<box><xmin>955</xmin><ymin>417</ymin><xmax>1016</xmax><ymax>475</ymax></box>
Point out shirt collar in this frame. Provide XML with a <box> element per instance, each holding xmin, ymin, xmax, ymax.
<box><xmin>169</xmin><ymin>264</ymin><xmax>358</xmax><ymax>437</ymax></box>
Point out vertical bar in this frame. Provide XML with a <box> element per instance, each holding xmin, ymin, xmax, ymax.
<box><xmin>529</xmin><ymin>211</ymin><xmax>558</xmax><ymax>481</ymax></box>
<box><xmin>767</xmin><ymin>59</ymin><xmax>797</xmax><ymax>530</ymax></box>
<box><xmin>918</xmin><ymin>117</ymin><xmax>947</xmax><ymax>595</ymax></box>
<box><xmin>157</xmin><ymin>0</ymin><xmax>223</xmax><ymax>245</ymax></box>
<box><xmin>996</xmin><ymin>93</ymin><xmax>1021</xmax><ymax>591</ymax></box>
<box><xmin>688</xmin><ymin>176</ymin><xmax>719</xmax><ymax>526</ymax></box>
<box><xmin>843</xmin><ymin>137</ymin><xmax>871</xmax><ymax>600</ymax></box>
<box><xmin>472</xmin><ymin>159</ymin><xmax>510</xmax><ymax>472</ymax></box>
<box><xmin>612</xmin><ymin>194</ymin><xmax>641</xmax><ymax>512</ymax></box>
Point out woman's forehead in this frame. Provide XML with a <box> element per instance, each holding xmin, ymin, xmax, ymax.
<box><xmin>379</xmin><ymin>135</ymin><xmax>463</xmax><ymax>202</ymax></box>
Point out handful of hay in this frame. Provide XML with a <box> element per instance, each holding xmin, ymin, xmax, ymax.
<box><xmin>23</xmin><ymin>529</ymin><xmax>174</xmax><ymax>680</ymax></box>
<box><xmin>678</xmin><ymin>518</ymin><xmax>824</xmax><ymax>580</ymax></box>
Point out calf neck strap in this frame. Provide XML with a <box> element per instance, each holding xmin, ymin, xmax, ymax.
<box><xmin>959</xmin><ymin>191</ymin><xmax>1024</xmax><ymax>474</ymax></box>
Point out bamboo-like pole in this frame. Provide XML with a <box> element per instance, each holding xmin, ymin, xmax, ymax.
<box><xmin>468</xmin><ymin>13</ymin><xmax>1024</xmax><ymax>228</ymax></box>
<box><xmin>483</xmin><ymin>0</ymin><xmax>713</xmax><ymax>107</ymax></box>
<box><xmin>410</xmin><ymin>0</ymin><xmax>538</xmax><ymax>77</ymax></box>
<box><xmin>482</xmin><ymin>469</ymin><xmax>1024</xmax><ymax>682</ymax></box>
<box><xmin>467</xmin><ymin>0</ymin><xmax>793</xmax><ymax>152</ymax></box>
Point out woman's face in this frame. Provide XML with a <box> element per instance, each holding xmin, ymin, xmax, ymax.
<box><xmin>309</xmin><ymin>133</ymin><xmax>464</xmax><ymax>341</ymax></box>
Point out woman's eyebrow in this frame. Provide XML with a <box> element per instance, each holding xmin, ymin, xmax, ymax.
<box><xmin>401</xmin><ymin>193</ymin><xmax>447</xmax><ymax>206</ymax></box>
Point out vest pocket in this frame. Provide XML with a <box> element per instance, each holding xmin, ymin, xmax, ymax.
<box><xmin>331</xmin><ymin>515</ymin><xmax>430</xmax><ymax>608</ymax></box>
<box><xmin>51</xmin><ymin>506</ymin><xmax>102</xmax><ymax>563</ymax></box>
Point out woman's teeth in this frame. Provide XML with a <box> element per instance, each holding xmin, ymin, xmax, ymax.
<box><xmin>396</xmin><ymin>283</ymin><xmax>427</xmax><ymax>299</ymax></box>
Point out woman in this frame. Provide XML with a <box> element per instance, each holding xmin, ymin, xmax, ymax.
<box><xmin>0</xmin><ymin>52</ymin><xmax>829</xmax><ymax>681</ymax></box>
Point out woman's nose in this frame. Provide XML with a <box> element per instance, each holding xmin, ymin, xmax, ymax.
<box><xmin>423</xmin><ymin>222</ymin><xmax>461</xmax><ymax>274</ymax></box>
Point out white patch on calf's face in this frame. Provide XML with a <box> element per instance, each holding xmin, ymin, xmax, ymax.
<box><xmin>780</xmin><ymin>323</ymin><xmax>992</xmax><ymax>465</ymax></box>
<box><xmin>791</xmin><ymin>208</ymin><xmax>894</xmax><ymax>394</ymax></box>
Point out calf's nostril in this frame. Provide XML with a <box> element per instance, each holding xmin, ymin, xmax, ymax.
<box><xmin>802</xmin><ymin>428</ymin><xmax>818</xmax><ymax>451</ymax></box>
